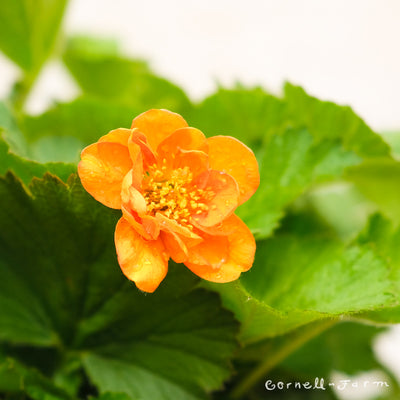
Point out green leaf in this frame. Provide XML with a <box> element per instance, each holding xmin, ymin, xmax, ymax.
<box><xmin>346</xmin><ymin>159</ymin><xmax>400</xmax><ymax>224</ymax></box>
<box><xmin>353</xmin><ymin>214</ymin><xmax>400</xmax><ymax>324</ymax></box>
<box><xmin>0</xmin><ymin>356</ymin><xmax>72</xmax><ymax>400</ymax></box>
<box><xmin>380</xmin><ymin>131</ymin><xmax>400</xmax><ymax>159</ymax></box>
<box><xmin>284</xmin><ymin>84</ymin><xmax>390</xmax><ymax>158</ymax></box>
<box><xmin>96</xmin><ymin>393</ymin><xmax>136</xmax><ymax>400</ymax></box>
<box><xmin>208</xmin><ymin>234</ymin><xmax>395</xmax><ymax>344</ymax></box>
<box><xmin>0</xmin><ymin>101</ymin><xmax>76</xmax><ymax>182</ymax></box>
<box><xmin>238</xmin><ymin>128</ymin><xmax>360</xmax><ymax>238</ymax></box>
<box><xmin>0</xmin><ymin>173</ymin><xmax>239</xmax><ymax>399</ymax></box>
<box><xmin>188</xmin><ymin>85</ymin><xmax>285</xmax><ymax>149</ymax></box>
<box><xmin>0</xmin><ymin>136</ymin><xmax>75</xmax><ymax>185</ymax></box>
<box><xmin>21</xmin><ymin>96</ymin><xmax>138</xmax><ymax>163</ymax></box>
<box><xmin>0</xmin><ymin>0</ymin><xmax>68</xmax><ymax>71</ymax></box>
<box><xmin>305</xmin><ymin>183</ymin><xmax>376</xmax><ymax>241</ymax></box>
<box><xmin>189</xmin><ymin>84</ymin><xmax>387</xmax><ymax>239</ymax></box>
<box><xmin>189</xmin><ymin>83</ymin><xmax>390</xmax><ymax>159</ymax></box>
<box><xmin>63</xmin><ymin>36</ymin><xmax>192</xmax><ymax>114</ymax></box>
<box><xmin>0</xmin><ymin>101</ymin><xmax>28</xmax><ymax>156</ymax></box>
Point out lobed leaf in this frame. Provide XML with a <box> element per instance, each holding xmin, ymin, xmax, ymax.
<box><xmin>208</xmin><ymin>233</ymin><xmax>395</xmax><ymax>344</ymax></box>
<box><xmin>0</xmin><ymin>172</ymin><xmax>239</xmax><ymax>399</ymax></box>
<box><xmin>238</xmin><ymin>128</ymin><xmax>360</xmax><ymax>238</ymax></box>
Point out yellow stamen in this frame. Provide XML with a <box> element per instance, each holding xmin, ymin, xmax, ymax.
<box><xmin>142</xmin><ymin>160</ymin><xmax>212</xmax><ymax>229</ymax></box>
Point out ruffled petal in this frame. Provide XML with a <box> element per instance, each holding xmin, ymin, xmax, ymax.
<box><xmin>122</xmin><ymin>206</ymin><xmax>160</xmax><ymax>240</ymax></box>
<box><xmin>78</xmin><ymin>142</ymin><xmax>132</xmax><ymax>209</ymax></box>
<box><xmin>161</xmin><ymin>231</ymin><xmax>188</xmax><ymax>263</ymax></box>
<box><xmin>121</xmin><ymin>171</ymin><xmax>160</xmax><ymax>240</ymax></box>
<box><xmin>156</xmin><ymin>213</ymin><xmax>203</xmax><ymax>263</ymax></box>
<box><xmin>157</xmin><ymin>127</ymin><xmax>208</xmax><ymax>157</ymax></box>
<box><xmin>185</xmin><ymin>261</ymin><xmax>243</xmax><ymax>283</ymax></box>
<box><xmin>128</xmin><ymin>129</ymin><xmax>156</xmax><ymax>168</ymax></box>
<box><xmin>131</xmin><ymin>109</ymin><xmax>188</xmax><ymax>151</ymax></box>
<box><xmin>156</xmin><ymin>213</ymin><xmax>201</xmax><ymax>240</ymax></box>
<box><xmin>191</xmin><ymin>170</ymin><xmax>239</xmax><ymax>227</ymax></box>
<box><xmin>121</xmin><ymin>171</ymin><xmax>147</xmax><ymax>214</ymax></box>
<box><xmin>99</xmin><ymin>128</ymin><xmax>132</xmax><ymax>147</ymax></box>
<box><xmin>207</xmin><ymin>136</ymin><xmax>260</xmax><ymax>205</ymax></box>
<box><xmin>174</xmin><ymin>149</ymin><xmax>209</xmax><ymax>178</ymax></box>
<box><xmin>124</xmin><ymin>143</ymin><xmax>143</xmax><ymax>189</ymax></box>
<box><xmin>184</xmin><ymin>215</ymin><xmax>255</xmax><ymax>282</ymax></box>
<box><xmin>115</xmin><ymin>217</ymin><xmax>169</xmax><ymax>293</ymax></box>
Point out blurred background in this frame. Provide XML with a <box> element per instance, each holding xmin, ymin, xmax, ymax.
<box><xmin>0</xmin><ymin>1</ymin><xmax>399</xmax><ymax>398</ymax></box>
<box><xmin>0</xmin><ymin>0</ymin><xmax>399</xmax><ymax>132</ymax></box>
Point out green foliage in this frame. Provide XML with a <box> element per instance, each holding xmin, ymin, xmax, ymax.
<box><xmin>21</xmin><ymin>96</ymin><xmax>137</xmax><ymax>163</ymax></box>
<box><xmin>346</xmin><ymin>159</ymin><xmax>400</xmax><ymax>224</ymax></box>
<box><xmin>280</xmin><ymin>322</ymin><xmax>386</xmax><ymax>377</ymax></box>
<box><xmin>63</xmin><ymin>36</ymin><xmax>192</xmax><ymax>115</ymax></box>
<box><xmin>188</xmin><ymin>86</ymin><xmax>285</xmax><ymax>149</ymax></box>
<box><xmin>283</xmin><ymin>84</ymin><xmax>390</xmax><ymax>157</ymax></box>
<box><xmin>0</xmin><ymin>4</ymin><xmax>400</xmax><ymax>398</ymax></box>
<box><xmin>0</xmin><ymin>136</ymin><xmax>75</xmax><ymax>184</ymax></box>
<box><xmin>0</xmin><ymin>172</ymin><xmax>239</xmax><ymax>399</ymax></box>
<box><xmin>0</xmin><ymin>0</ymin><xmax>68</xmax><ymax>72</ymax></box>
<box><xmin>238</xmin><ymin>128</ymin><xmax>361</xmax><ymax>238</ymax></box>
<box><xmin>208</xmin><ymin>233</ymin><xmax>395</xmax><ymax>344</ymax></box>
<box><xmin>0</xmin><ymin>356</ymin><xmax>72</xmax><ymax>400</ymax></box>
<box><xmin>189</xmin><ymin>83</ymin><xmax>390</xmax><ymax>158</ymax></box>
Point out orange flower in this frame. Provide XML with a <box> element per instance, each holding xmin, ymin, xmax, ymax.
<box><xmin>78</xmin><ymin>109</ymin><xmax>259</xmax><ymax>292</ymax></box>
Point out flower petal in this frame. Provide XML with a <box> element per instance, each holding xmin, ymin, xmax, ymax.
<box><xmin>121</xmin><ymin>171</ymin><xmax>160</xmax><ymax>240</ymax></box>
<box><xmin>131</xmin><ymin>109</ymin><xmax>188</xmax><ymax>151</ymax></box>
<box><xmin>191</xmin><ymin>170</ymin><xmax>239</xmax><ymax>227</ymax></box>
<box><xmin>157</xmin><ymin>127</ymin><xmax>208</xmax><ymax>156</ymax></box>
<box><xmin>174</xmin><ymin>149</ymin><xmax>209</xmax><ymax>178</ymax></box>
<box><xmin>121</xmin><ymin>172</ymin><xmax>147</xmax><ymax>215</ymax></box>
<box><xmin>124</xmin><ymin>143</ymin><xmax>143</xmax><ymax>189</ymax></box>
<box><xmin>161</xmin><ymin>231</ymin><xmax>188</xmax><ymax>263</ymax></box>
<box><xmin>78</xmin><ymin>142</ymin><xmax>132</xmax><ymax>209</ymax></box>
<box><xmin>99</xmin><ymin>128</ymin><xmax>132</xmax><ymax>147</ymax></box>
<box><xmin>184</xmin><ymin>215</ymin><xmax>255</xmax><ymax>282</ymax></box>
<box><xmin>185</xmin><ymin>261</ymin><xmax>243</xmax><ymax>283</ymax></box>
<box><xmin>207</xmin><ymin>136</ymin><xmax>260</xmax><ymax>205</ymax></box>
<box><xmin>115</xmin><ymin>217</ymin><xmax>169</xmax><ymax>293</ymax></box>
<box><xmin>156</xmin><ymin>213</ymin><xmax>203</xmax><ymax>263</ymax></box>
<box><xmin>156</xmin><ymin>212</ymin><xmax>201</xmax><ymax>240</ymax></box>
<box><xmin>122</xmin><ymin>205</ymin><xmax>160</xmax><ymax>240</ymax></box>
<box><xmin>128</xmin><ymin>129</ymin><xmax>156</xmax><ymax>168</ymax></box>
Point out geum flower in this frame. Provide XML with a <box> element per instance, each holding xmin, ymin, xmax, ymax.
<box><xmin>78</xmin><ymin>109</ymin><xmax>259</xmax><ymax>292</ymax></box>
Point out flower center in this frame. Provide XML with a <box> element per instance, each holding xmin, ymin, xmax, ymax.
<box><xmin>143</xmin><ymin>159</ymin><xmax>212</xmax><ymax>229</ymax></box>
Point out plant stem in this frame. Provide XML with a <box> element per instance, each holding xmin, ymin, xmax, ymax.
<box><xmin>9</xmin><ymin>69</ymin><xmax>39</xmax><ymax>113</ymax></box>
<box><xmin>230</xmin><ymin>318</ymin><xmax>338</xmax><ymax>399</ymax></box>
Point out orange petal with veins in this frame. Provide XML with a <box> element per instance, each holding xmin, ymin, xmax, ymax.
<box><xmin>191</xmin><ymin>170</ymin><xmax>239</xmax><ymax>228</ymax></box>
<box><xmin>207</xmin><ymin>136</ymin><xmax>260</xmax><ymax>205</ymax></box>
<box><xmin>131</xmin><ymin>109</ymin><xmax>188</xmax><ymax>151</ymax></box>
<box><xmin>115</xmin><ymin>218</ymin><xmax>169</xmax><ymax>293</ymax></box>
<box><xmin>78</xmin><ymin>142</ymin><xmax>132</xmax><ymax>209</ymax></box>
<box><xmin>184</xmin><ymin>215</ymin><xmax>255</xmax><ymax>282</ymax></box>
